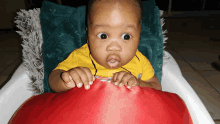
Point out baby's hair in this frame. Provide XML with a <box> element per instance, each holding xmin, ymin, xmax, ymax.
<box><xmin>86</xmin><ymin>0</ymin><xmax>143</xmax><ymax>28</ymax></box>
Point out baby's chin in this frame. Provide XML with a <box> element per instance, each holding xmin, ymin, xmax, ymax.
<box><xmin>105</xmin><ymin>66</ymin><xmax>120</xmax><ymax>69</ymax></box>
<box><xmin>104</xmin><ymin>61</ymin><xmax>124</xmax><ymax>69</ymax></box>
<box><xmin>103</xmin><ymin>64</ymin><xmax>119</xmax><ymax>69</ymax></box>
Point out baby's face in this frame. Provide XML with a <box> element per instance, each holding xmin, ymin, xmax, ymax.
<box><xmin>87</xmin><ymin>1</ymin><xmax>141</xmax><ymax>69</ymax></box>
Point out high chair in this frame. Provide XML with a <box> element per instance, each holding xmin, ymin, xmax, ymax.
<box><xmin>0</xmin><ymin>1</ymin><xmax>215</xmax><ymax>123</ymax></box>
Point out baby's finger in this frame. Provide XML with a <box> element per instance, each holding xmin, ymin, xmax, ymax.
<box><xmin>68</xmin><ymin>69</ymin><xmax>83</xmax><ymax>88</ymax></box>
<box><xmin>79</xmin><ymin>67</ymin><xmax>95</xmax><ymax>85</ymax></box>
<box><xmin>112</xmin><ymin>72</ymin><xmax>119</xmax><ymax>85</ymax></box>
<box><xmin>66</xmin><ymin>75</ymin><xmax>76</xmax><ymax>87</ymax></box>
<box><xmin>127</xmin><ymin>77</ymin><xmax>137</xmax><ymax>88</ymax></box>
<box><xmin>118</xmin><ymin>73</ymin><xmax>131</xmax><ymax>87</ymax></box>
<box><xmin>113</xmin><ymin>71</ymin><xmax>127</xmax><ymax>86</ymax></box>
<box><xmin>61</xmin><ymin>71</ymin><xmax>70</xmax><ymax>83</ymax></box>
<box><xmin>73</xmin><ymin>67</ymin><xmax>90</xmax><ymax>90</ymax></box>
<box><xmin>61</xmin><ymin>71</ymin><xmax>75</xmax><ymax>88</ymax></box>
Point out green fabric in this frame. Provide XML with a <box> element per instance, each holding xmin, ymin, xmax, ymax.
<box><xmin>40</xmin><ymin>0</ymin><xmax>163</xmax><ymax>93</ymax></box>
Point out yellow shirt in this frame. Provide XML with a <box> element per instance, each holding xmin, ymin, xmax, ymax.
<box><xmin>53</xmin><ymin>43</ymin><xmax>154</xmax><ymax>81</ymax></box>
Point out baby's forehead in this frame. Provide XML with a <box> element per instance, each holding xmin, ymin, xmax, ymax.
<box><xmin>91</xmin><ymin>0</ymin><xmax>140</xmax><ymax>13</ymax></box>
<box><xmin>89</xmin><ymin>1</ymin><xmax>141</xmax><ymax>27</ymax></box>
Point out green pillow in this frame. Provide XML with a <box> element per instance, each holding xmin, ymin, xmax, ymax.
<box><xmin>40</xmin><ymin>0</ymin><xmax>163</xmax><ymax>93</ymax></box>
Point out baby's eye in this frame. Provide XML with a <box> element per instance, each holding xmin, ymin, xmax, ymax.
<box><xmin>121</xmin><ymin>33</ymin><xmax>131</xmax><ymax>40</ymax></box>
<box><xmin>97</xmin><ymin>33</ymin><xmax>108</xmax><ymax>39</ymax></box>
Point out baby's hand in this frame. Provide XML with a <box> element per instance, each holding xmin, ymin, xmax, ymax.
<box><xmin>61</xmin><ymin>67</ymin><xmax>95</xmax><ymax>90</ymax></box>
<box><xmin>112</xmin><ymin>71</ymin><xmax>139</xmax><ymax>89</ymax></box>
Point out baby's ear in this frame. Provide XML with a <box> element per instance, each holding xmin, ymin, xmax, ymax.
<box><xmin>85</xmin><ymin>27</ymin><xmax>87</xmax><ymax>31</ymax></box>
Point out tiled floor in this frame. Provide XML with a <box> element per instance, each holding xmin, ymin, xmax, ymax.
<box><xmin>162</xmin><ymin>12</ymin><xmax>220</xmax><ymax>123</ymax></box>
<box><xmin>0</xmin><ymin>11</ymin><xmax>220</xmax><ymax>123</ymax></box>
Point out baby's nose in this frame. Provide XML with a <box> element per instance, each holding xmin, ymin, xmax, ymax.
<box><xmin>109</xmin><ymin>46</ymin><xmax>120</xmax><ymax>51</ymax></box>
<box><xmin>107</xmin><ymin>43</ymin><xmax>122</xmax><ymax>52</ymax></box>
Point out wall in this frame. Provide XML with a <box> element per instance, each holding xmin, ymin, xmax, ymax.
<box><xmin>0</xmin><ymin>0</ymin><xmax>26</xmax><ymax>29</ymax></box>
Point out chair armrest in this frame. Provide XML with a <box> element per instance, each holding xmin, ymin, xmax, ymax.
<box><xmin>161</xmin><ymin>50</ymin><xmax>215</xmax><ymax>124</ymax></box>
<box><xmin>0</xmin><ymin>62</ymin><xmax>34</xmax><ymax>124</ymax></box>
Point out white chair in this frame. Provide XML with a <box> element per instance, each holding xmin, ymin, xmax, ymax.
<box><xmin>0</xmin><ymin>8</ymin><xmax>215</xmax><ymax>124</ymax></box>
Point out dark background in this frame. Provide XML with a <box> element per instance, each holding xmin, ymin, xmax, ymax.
<box><xmin>28</xmin><ymin>0</ymin><xmax>220</xmax><ymax>11</ymax></box>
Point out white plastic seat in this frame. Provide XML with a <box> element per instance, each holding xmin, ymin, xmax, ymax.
<box><xmin>0</xmin><ymin>50</ymin><xmax>215</xmax><ymax>124</ymax></box>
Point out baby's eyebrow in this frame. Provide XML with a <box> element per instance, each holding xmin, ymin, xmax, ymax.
<box><xmin>93</xmin><ymin>24</ymin><xmax>136</xmax><ymax>30</ymax></box>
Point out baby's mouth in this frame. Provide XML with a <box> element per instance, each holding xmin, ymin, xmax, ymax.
<box><xmin>107</xmin><ymin>55</ymin><xmax>120</xmax><ymax>68</ymax></box>
<box><xmin>108</xmin><ymin>60</ymin><xmax>119</xmax><ymax>68</ymax></box>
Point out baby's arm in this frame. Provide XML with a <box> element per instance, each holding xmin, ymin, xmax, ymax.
<box><xmin>49</xmin><ymin>69</ymin><xmax>69</xmax><ymax>93</ymax></box>
<box><xmin>138</xmin><ymin>75</ymin><xmax>161</xmax><ymax>90</ymax></box>
<box><xmin>49</xmin><ymin>50</ymin><xmax>78</xmax><ymax>93</ymax></box>
<box><xmin>136</xmin><ymin>51</ymin><xmax>161</xmax><ymax>90</ymax></box>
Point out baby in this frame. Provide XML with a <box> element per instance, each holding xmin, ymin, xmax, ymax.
<box><xmin>49</xmin><ymin>0</ymin><xmax>162</xmax><ymax>93</ymax></box>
